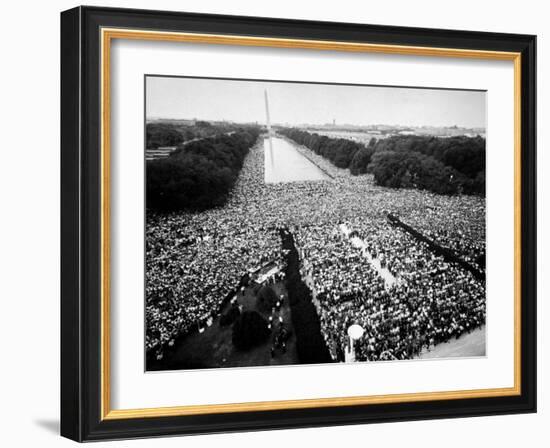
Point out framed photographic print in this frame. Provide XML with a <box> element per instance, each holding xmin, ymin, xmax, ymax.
<box><xmin>60</xmin><ymin>6</ymin><xmax>537</xmax><ymax>442</ymax></box>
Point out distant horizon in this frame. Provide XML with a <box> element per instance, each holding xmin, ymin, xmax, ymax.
<box><xmin>146</xmin><ymin>76</ymin><xmax>487</xmax><ymax>129</ymax></box>
<box><xmin>146</xmin><ymin>116</ymin><xmax>486</xmax><ymax>131</ymax></box>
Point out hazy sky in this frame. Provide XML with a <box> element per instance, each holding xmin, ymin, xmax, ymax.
<box><xmin>146</xmin><ymin>76</ymin><xmax>486</xmax><ymax>128</ymax></box>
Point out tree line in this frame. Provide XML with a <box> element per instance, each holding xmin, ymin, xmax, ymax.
<box><xmin>279</xmin><ymin>128</ymin><xmax>376</xmax><ymax>175</ymax></box>
<box><xmin>147</xmin><ymin>129</ymin><xmax>260</xmax><ymax>211</ymax></box>
<box><xmin>146</xmin><ymin>121</ymin><xmax>238</xmax><ymax>149</ymax></box>
<box><xmin>280</xmin><ymin>129</ymin><xmax>485</xmax><ymax>195</ymax></box>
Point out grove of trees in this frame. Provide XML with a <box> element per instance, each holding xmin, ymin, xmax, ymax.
<box><xmin>147</xmin><ymin>129</ymin><xmax>260</xmax><ymax>211</ymax></box>
<box><xmin>146</xmin><ymin>120</ymin><xmax>242</xmax><ymax>149</ymax></box>
<box><xmin>279</xmin><ymin>128</ymin><xmax>374</xmax><ymax>172</ymax></box>
<box><xmin>281</xmin><ymin>128</ymin><xmax>485</xmax><ymax>196</ymax></box>
<box><xmin>257</xmin><ymin>285</ymin><xmax>279</xmax><ymax>313</ymax></box>
<box><xmin>232</xmin><ymin>311</ymin><xmax>270</xmax><ymax>350</ymax></box>
<box><xmin>146</xmin><ymin>123</ymin><xmax>190</xmax><ymax>148</ymax></box>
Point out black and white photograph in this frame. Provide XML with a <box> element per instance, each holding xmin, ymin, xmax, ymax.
<box><xmin>51</xmin><ymin>3</ymin><xmax>542</xmax><ymax>442</ymax></box>
<box><xmin>145</xmin><ymin>76</ymin><xmax>487</xmax><ymax>371</ymax></box>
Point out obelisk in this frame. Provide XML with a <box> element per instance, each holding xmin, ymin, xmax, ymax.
<box><xmin>264</xmin><ymin>89</ymin><xmax>272</xmax><ymax>136</ymax></box>
<box><xmin>264</xmin><ymin>89</ymin><xmax>274</xmax><ymax>165</ymax></box>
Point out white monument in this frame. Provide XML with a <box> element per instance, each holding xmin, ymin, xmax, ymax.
<box><xmin>264</xmin><ymin>89</ymin><xmax>272</xmax><ymax>136</ymax></box>
<box><xmin>264</xmin><ymin>89</ymin><xmax>274</xmax><ymax>163</ymax></box>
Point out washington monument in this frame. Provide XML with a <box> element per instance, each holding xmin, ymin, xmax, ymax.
<box><xmin>264</xmin><ymin>89</ymin><xmax>272</xmax><ymax>135</ymax></box>
<box><xmin>264</xmin><ymin>89</ymin><xmax>274</xmax><ymax>163</ymax></box>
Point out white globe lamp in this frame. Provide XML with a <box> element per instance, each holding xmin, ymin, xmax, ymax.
<box><xmin>347</xmin><ymin>324</ymin><xmax>365</xmax><ymax>341</ymax></box>
<box><xmin>345</xmin><ymin>324</ymin><xmax>364</xmax><ymax>362</ymax></box>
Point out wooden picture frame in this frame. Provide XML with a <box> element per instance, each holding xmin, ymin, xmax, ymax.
<box><xmin>61</xmin><ymin>5</ymin><xmax>536</xmax><ymax>441</ymax></box>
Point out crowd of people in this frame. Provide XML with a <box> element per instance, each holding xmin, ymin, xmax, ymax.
<box><xmin>146</xmin><ymin>133</ymin><xmax>486</xmax><ymax>363</ymax></box>
<box><xmin>399</xmin><ymin>201</ymin><xmax>486</xmax><ymax>272</ymax></box>
<box><xmin>297</xmin><ymin>219</ymin><xmax>485</xmax><ymax>361</ymax></box>
<box><xmin>145</xmin><ymin>146</ymin><xmax>284</xmax><ymax>358</ymax></box>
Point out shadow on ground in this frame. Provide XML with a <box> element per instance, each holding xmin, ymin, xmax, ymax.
<box><xmin>34</xmin><ymin>419</ymin><xmax>59</xmax><ymax>435</ymax></box>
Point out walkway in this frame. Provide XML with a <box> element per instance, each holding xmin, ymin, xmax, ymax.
<box><xmin>339</xmin><ymin>224</ymin><xmax>398</xmax><ymax>289</ymax></box>
<box><xmin>416</xmin><ymin>325</ymin><xmax>486</xmax><ymax>359</ymax></box>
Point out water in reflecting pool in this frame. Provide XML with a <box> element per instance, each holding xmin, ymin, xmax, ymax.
<box><xmin>263</xmin><ymin>137</ymin><xmax>330</xmax><ymax>183</ymax></box>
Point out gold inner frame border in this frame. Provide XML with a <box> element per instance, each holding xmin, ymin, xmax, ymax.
<box><xmin>99</xmin><ymin>27</ymin><xmax>522</xmax><ymax>421</ymax></box>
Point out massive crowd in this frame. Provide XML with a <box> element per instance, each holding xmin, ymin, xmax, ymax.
<box><xmin>145</xmin><ymin>146</ymin><xmax>283</xmax><ymax>358</ymax></box>
<box><xmin>399</xmin><ymin>202</ymin><xmax>486</xmax><ymax>272</ymax></box>
<box><xmin>297</xmin><ymin>220</ymin><xmax>485</xmax><ymax>361</ymax></box>
<box><xmin>146</xmin><ymin>134</ymin><xmax>486</xmax><ymax>363</ymax></box>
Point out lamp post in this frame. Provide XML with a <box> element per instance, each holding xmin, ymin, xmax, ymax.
<box><xmin>345</xmin><ymin>324</ymin><xmax>364</xmax><ymax>362</ymax></box>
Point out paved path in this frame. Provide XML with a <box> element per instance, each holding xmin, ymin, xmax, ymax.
<box><xmin>416</xmin><ymin>326</ymin><xmax>486</xmax><ymax>359</ymax></box>
<box><xmin>339</xmin><ymin>224</ymin><xmax>398</xmax><ymax>289</ymax></box>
